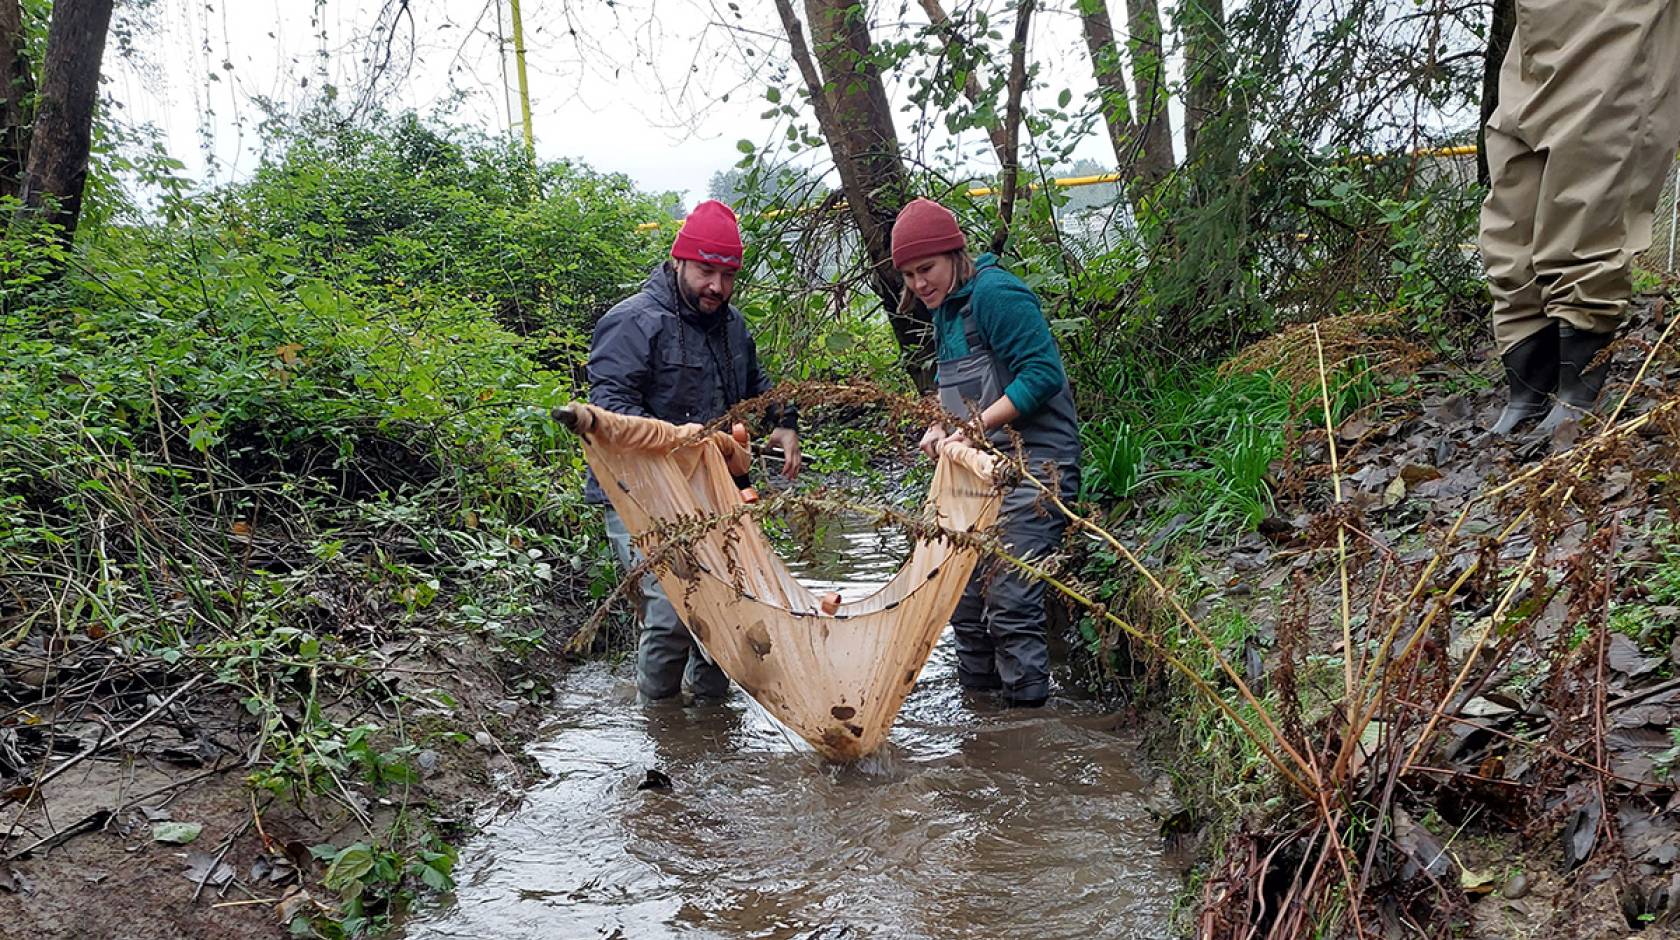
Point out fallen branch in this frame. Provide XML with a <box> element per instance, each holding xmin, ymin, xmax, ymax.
<box><xmin>3</xmin><ymin>672</ymin><xmax>207</xmax><ymax>810</ymax></box>
<box><xmin>3</xmin><ymin>809</ymin><xmax>111</xmax><ymax>862</ymax></box>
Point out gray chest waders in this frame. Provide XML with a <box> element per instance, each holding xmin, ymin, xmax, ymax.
<box><xmin>935</xmin><ymin>302</ymin><xmax>1082</xmax><ymax>466</ymax></box>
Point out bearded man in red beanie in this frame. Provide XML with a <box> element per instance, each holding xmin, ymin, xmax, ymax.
<box><xmin>585</xmin><ymin>199</ymin><xmax>801</xmax><ymax>704</ymax></box>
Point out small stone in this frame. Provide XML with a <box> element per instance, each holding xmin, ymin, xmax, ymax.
<box><xmin>1502</xmin><ymin>872</ymin><xmax>1531</xmax><ymax>899</ymax></box>
<box><xmin>416</xmin><ymin>749</ymin><xmax>441</xmax><ymax>777</ymax></box>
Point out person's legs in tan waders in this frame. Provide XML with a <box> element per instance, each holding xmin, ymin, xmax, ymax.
<box><xmin>1481</xmin><ymin>0</ymin><xmax>1680</xmax><ymax>435</ymax></box>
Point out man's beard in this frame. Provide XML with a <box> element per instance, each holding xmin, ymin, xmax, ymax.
<box><xmin>676</xmin><ymin>274</ymin><xmax>727</xmax><ymax>316</ymax></box>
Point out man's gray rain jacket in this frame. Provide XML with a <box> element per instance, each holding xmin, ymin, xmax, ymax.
<box><xmin>583</xmin><ymin>264</ymin><xmax>795</xmax><ymax>504</ymax></box>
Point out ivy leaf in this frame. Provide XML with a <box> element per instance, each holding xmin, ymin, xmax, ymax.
<box><xmin>416</xmin><ymin>857</ymin><xmax>454</xmax><ymax>891</ymax></box>
<box><xmin>324</xmin><ymin>843</ymin><xmax>376</xmax><ymax>896</ymax></box>
<box><xmin>736</xmin><ymin>139</ymin><xmax>756</xmax><ymax>155</ymax></box>
<box><xmin>1057</xmin><ymin>88</ymin><xmax>1072</xmax><ymax>108</ymax></box>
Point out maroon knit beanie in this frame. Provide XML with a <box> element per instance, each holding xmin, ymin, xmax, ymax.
<box><xmin>891</xmin><ymin>198</ymin><xmax>967</xmax><ymax>269</ymax></box>
<box><xmin>670</xmin><ymin>200</ymin><xmax>744</xmax><ymax>270</ymax></box>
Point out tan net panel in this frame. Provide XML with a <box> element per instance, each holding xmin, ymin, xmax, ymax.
<box><xmin>561</xmin><ymin>404</ymin><xmax>1002</xmax><ymax>761</ymax></box>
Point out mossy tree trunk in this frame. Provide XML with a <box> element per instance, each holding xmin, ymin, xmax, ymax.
<box><xmin>1</xmin><ymin>0</ymin><xmax>34</xmax><ymax>200</ymax></box>
<box><xmin>15</xmin><ymin>0</ymin><xmax>113</xmax><ymax>240</ymax></box>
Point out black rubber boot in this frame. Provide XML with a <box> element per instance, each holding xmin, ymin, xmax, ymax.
<box><xmin>1535</xmin><ymin>325</ymin><xmax>1616</xmax><ymax>435</ymax></box>
<box><xmin>1489</xmin><ymin>322</ymin><xmax>1559</xmax><ymax>435</ymax></box>
<box><xmin>956</xmin><ymin>670</ymin><xmax>1002</xmax><ymax>692</ymax></box>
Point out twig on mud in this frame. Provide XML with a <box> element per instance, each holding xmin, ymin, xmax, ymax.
<box><xmin>1390</xmin><ymin>700</ymin><xmax>1652</xmax><ymax>788</ymax></box>
<box><xmin>119</xmin><ymin>762</ymin><xmax>236</xmax><ymax>813</ymax></box>
<box><xmin>1590</xmin><ymin>520</ymin><xmax>1618</xmax><ymax>858</ymax></box>
<box><xmin>1408</xmin><ymin>764</ymin><xmax>1533</xmax><ymax>787</ymax></box>
<box><xmin>250</xmin><ymin>791</ymin><xmax>273</xmax><ymax>852</ymax></box>
<box><xmin>3</xmin><ymin>672</ymin><xmax>207</xmax><ymax>818</ymax></box>
<box><xmin>2</xmin><ymin>808</ymin><xmax>113</xmax><ymax>862</ymax></box>
<box><xmin>211</xmin><ymin>897</ymin><xmax>282</xmax><ymax>908</ymax></box>
<box><xmin>193</xmin><ymin>815</ymin><xmax>254</xmax><ymax>904</ymax></box>
<box><xmin>1607</xmin><ymin>675</ymin><xmax>1680</xmax><ymax>712</ymax></box>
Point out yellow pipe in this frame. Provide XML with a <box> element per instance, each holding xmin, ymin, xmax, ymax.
<box><xmin>509</xmin><ymin>0</ymin><xmax>534</xmax><ymax>152</ymax></box>
<box><xmin>965</xmin><ymin>172</ymin><xmax>1125</xmax><ymax>199</ymax></box>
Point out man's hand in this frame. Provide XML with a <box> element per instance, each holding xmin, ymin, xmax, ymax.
<box><xmin>767</xmin><ymin>427</ymin><xmax>802</xmax><ymax>480</ymax></box>
<box><xmin>918</xmin><ymin>423</ymin><xmax>948</xmax><ymax>461</ymax></box>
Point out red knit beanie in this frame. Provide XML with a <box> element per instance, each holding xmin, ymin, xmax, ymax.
<box><xmin>891</xmin><ymin>198</ymin><xmax>967</xmax><ymax>269</ymax></box>
<box><xmin>670</xmin><ymin>200</ymin><xmax>744</xmax><ymax>270</ymax></box>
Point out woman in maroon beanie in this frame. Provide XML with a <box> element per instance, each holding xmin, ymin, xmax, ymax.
<box><xmin>892</xmin><ymin>197</ymin><xmax>1082</xmax><ymax>707</ymax></box>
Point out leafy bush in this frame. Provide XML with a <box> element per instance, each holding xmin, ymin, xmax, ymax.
<box><xmin>1</xmin><ymin>116</ymin><xmax>665</xmax><ymax>932</ymax></box>
<box><xmin>227</xmin><ymin>111</ymin><xmax>673</xmax><ymax>360</ymax></box>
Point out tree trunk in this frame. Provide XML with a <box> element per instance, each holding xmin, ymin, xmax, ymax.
<box><xmin>1477</xmin><ymin>0</ymin><xmax>1515</xmax><ymax>186</ymax></box>
<box><xmin>917</xmin><ymin>0</ymin><xmax>1009</xmax><ymax>169</ymax></box>
<box><xmin>1</xmin><ymin>0</ymin><xmax>32</xmax><ymax>199</ymax></box>
<box><xmin>1180</xmin><ymin>0</ymin><xmax>1227</xmax><ymax>165</ymax></box>
<box><xmin>1124</xmin><ymin>0</ymin><xmax>1176</xmax><ymax>189</ymax></box>
<box><xmin>16</xmin><ymin>0</ymin><xmax>113</xmax><ymax>239</ymax></box>
<box><xmin>777</xmin><ymin>0</ymin><xmax>933</xmax><ymax>388</ymax></box>
<box><xmin>990</xmin><ymin>0</ymin><xmax>1034</xmax><ymax>254</ymax></box>
<box><xmin>1077</xmin><ymin>0</ymin><xmax>1144</xmax><ymax>208</ymax></box>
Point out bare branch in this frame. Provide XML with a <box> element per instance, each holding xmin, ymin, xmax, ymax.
<box><xmin>991</xmin><ymin>0</ymin><xmax>1035</xmax><ymax>255</ymax></box>
<box><xmin>917</xmin><ymin>0</ymin><xmax>1008</xmax><ymax>167</ymax></box>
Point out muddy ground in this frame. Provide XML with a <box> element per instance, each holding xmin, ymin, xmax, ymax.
<box><xmin>0</xmin><ymin>627</ymin><xmax>564</xmax><ymax>939</ymax></box>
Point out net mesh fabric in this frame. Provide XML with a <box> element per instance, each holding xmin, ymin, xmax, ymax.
<box><xmin>565</xmin><ymin>404</ymin><xmax>1002</xmax><ymax>761</ymax></box>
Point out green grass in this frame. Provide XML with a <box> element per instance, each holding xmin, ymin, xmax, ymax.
<box><xmin>1078</xmin><ymin>364</ymin><xmax>1294</xmax><ymax>534</ymax></box>
<box><xmin>1075</xmin><ymin>347</ymin><xmax>1396</xmax><ymax>539</ymax></box>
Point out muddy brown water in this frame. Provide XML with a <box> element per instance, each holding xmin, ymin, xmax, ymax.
<box><xmin>405</xmin><ymin>521</ymin><xmax>1178</xmax><ymax>939</ymax></box>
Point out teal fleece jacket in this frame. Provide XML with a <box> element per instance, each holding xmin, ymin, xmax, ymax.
<box><xmin>931</xmin><ymin>254</ymin><xmax>1069</xmax><ymax>415</ymax></box>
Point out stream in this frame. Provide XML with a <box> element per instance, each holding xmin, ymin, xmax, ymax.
<box><xmin>405</xmin><ymin>520</ymin><xmax>1179</xmax><ymax>939</ymax></box>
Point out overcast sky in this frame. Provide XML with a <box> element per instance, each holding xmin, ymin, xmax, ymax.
<box><xmin>105</xmin><ymin>0</ymin><xmax>1118</xmax><ymax>206</ymax></box>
